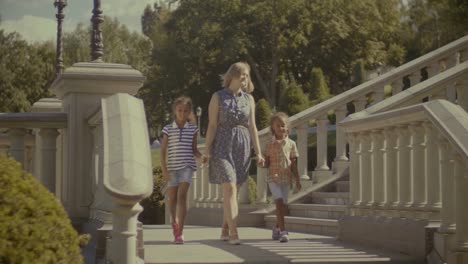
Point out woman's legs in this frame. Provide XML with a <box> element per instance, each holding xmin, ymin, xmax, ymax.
<box><xmin>222</xmin><ymin>182</ymin><xmax>239</xmax><ymax>239</ymax></box>
<box><xmin>176</xmin><ymin>182</ymin><xmax>190</xmax><ymax>235</ymax></box>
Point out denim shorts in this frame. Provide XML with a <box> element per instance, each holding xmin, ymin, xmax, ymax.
<box><xmin>167</xmin><ymin>167</ymin><xmax>194</xmax><ymax>187</ymax></box>
<box><xmin>268</xmin><ymin>182</ymin><xmax>290</xmax><ymax>203</ymax></box>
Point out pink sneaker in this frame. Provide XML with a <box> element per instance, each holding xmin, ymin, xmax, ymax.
<box><xmin>174</xmin><ymin>234</ymin><xmax>184</xmax><ymax>244</ymax></box>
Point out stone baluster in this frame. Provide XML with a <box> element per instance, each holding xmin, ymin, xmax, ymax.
<box><xmin>438</xmin><ymin>137</ymin><xmax>456</xmax><ymax>233</ymax></box>
<box><xmin>359</xmin><ymin>132</ymin><xmax>372</xmax><ymax>207</ymax></box>
<box><xmin>238</xmin><ymin>181</ymin><xmax>249</xmax><ymax>204</ymax></box>
<box><xmin>409</xmin><ymin>122</ymin><xmax>426</xmax><ymax>208</ymax></box>
<box><xmin>347</xmin><ymin>133</ymin><xmax>361</xmax><ymax>207</ymax></box>
<box><xmin>455</xmin><ymin>79</ymin><xmax>468</xmax><ymax>112</ymax></box>
<box><xmin>8</xmin><ymin>128</ymin><xmax>27</xmax><ymax>168</ymax></box>
<box><xmin>39</xmin><ymin>128</ymin><xmax>60</xmax><ymax>195</ymax></box>
<box><xmin>191</xmin><ymin>166</ymin><xmax>198</xmax><ymax>204</ymax></box>
<box><xmin>353</xmin><ymin>97</ymin><xmax>367</xmax><ymax>112</ymax></box>
<box><xmin>423</xmin><ymin>122</ymin><xmax>441</xmax><ymax>210</ymax></box>
<box><xmin>313</xmin><ymin>115</ymin><xmax>332</xmax><ymax>182</ymax></box>
<box><xmin>460</xmin><ymin>47</ymin><xmax>468</xmax><ymax>63</ymax></box>
<box><xmin>383</xmin><ymin>128</ymin><xmax>398</xmax><ymax>208</ymax></box>
<box><xmin>333</xmin><ymin>105</ymin><xmax>349</xmax><ymax>174</ymax></box>
<box><xmin>197</xmin><ymin>165</ymin><xmax>205</xmax><ymax>202</ymax></box>
<box><xmin>453</xmin><ymin>154</ymin><xmax>468</xmax><ymax>258</ymax></box>
<box><xmin>256</xmin><ymin>167</ymin><xmax>268</xmax><ymax>204</ymax></box>
<box><xmin>210</xmin><ymin>178</ymin><xmax>219</xmax><ymax>203</ymax></box>
<box><xmin>408</xmin><ymin>72</ymin><xmax>421</xmax><ymax>89</ymax></box>
<box><xmin>397</xmin><ymin>125</ymin><xmax>412</xmax><ymax>209</ymax></box>
<box><xmin>216</xmin><ymin>185</ymin><xmax>223</xmax><ymax>203</ymax></box>
<box><xmin>372</xmin><ymin>86</ymin><xmax>386</xmax><ymax>105</ymax></box>
<box><xmin>24</xmin><ymin>134</ymin><xmax>36</xmax><ymax>174</ymax></box>
<box><xmin>391</xmin><ymin>79</ymin><xmax>404</xmax><ymax>95</ymax></box>
<box><xmin>371</xmin><ymin>130</ymin><xmax>384</xmax><ymax>207</ymax></box>
<box><xmin>446</xmin><ymin>53</ymin><xmax>460</xmax><ymax>102</ymax></box>
<box><xmin>296</xmin><ymin>123</ymin><xmax>310</xmax><ymax>180</ymax></box>
<box><xmin>426</xmin><ymin>61</ymin><xmax>441</xmax><ymax>79</ymax></box>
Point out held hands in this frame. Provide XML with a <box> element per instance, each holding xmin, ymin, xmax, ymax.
<box><xmin>293</xmin><ymin>180</ymin><xmax>302</xmax><ymax>194</ymax></box>
<box><xmin>256</xmin><ymin>154</ymin><xmax>265</xmax><ymax>167</ymax></box>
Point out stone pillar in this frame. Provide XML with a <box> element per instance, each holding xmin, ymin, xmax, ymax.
<box><xmin>31</xmin><ymin>98</ymin><xmax>63</xmax><ymax>197</ymax></box>
<box><xmin>296</xmin><ymin>123</ymin><xmax>310</xmax><ymax>180</ymax></box>
<box><xmin>360</xmin><ymin>132</ymin><xmax>372</xmax><ymax>207</ymax></box>
<box><xmin>455</xmin><ymin>79</ymin><xmax>468</xmax><ymax>112</ymax></box>
<box><xmin>8</xmin><ymin>128</ymin><xmax>27</xmax><ymax>168</ymax></box>
<box><xmin>371</xmin><ymin>130</ymin><xmax>384</xmax><ymax>207</ymax></box>
<box><xmin>454</xmin><ymin>155</ymin><xmax>468</xmax><ymax>254</ymax></box>
<box><xmin>197</xmin><ymin>165</ymin><xmax>205</xmax><ymax>202</ymax></box>
<box><xmin>256</xmin><ymin>167</ymin><xmax>268</xmax><ymax>204</ymax></box>
<box><xmin>372</xmin><ymin>86</ymin><xmax>385</xmax><ymax>105</ymax></box>
<box><xmin>238</xmin><ymin>181</ymin><xmax>249</xmax><ymax>204</ymax></box>
<box><xmin>438</xmin><ymin>138</ymin><xmax>456</xmax><ymax>233</ymax></box>
<box><xmin>426</xmin><ymin>62</ymin><xmax>441</xmax><ymax>79</ymax></box>
<box><xmin>313</xmin><ymin>115</ymin><xmax>332</xmax><ymax>182</ymax></box>
<box><xmin>408</xmin><ymin>72</ymin><xmax>421</xmax><ymax>88</ymax></box>
<box><xmin>423</xmin><ymin>122</ymin><xmax>441</xmax><ymax>210</ymax></box>
<box><xmin>50</xmin><ymin>62</ymin><xmax>145</xmax><ymax>224</ymax></box>
<box><xmin>110</xmin><ymin>203</ymin><xmax>143</xmax><ymax>264</ymax></box>
<box><xmin>333</xmin><ymin>105</ymin><xmax>349</xmax><ymax>174</ymax></box>
<box><xmin>397</xmin><ymin>125</ymin><xmax>412</xmax><ymax>209</ymax></box>
<box><xmin>409</xmin><ymin>122</ymin><xmax>426</xmax><ymax>208</ymax></box>
<box><xmin>39</xmin><ymin>128</ymin><xmax>60</xmax><ymax>195</ymax></box>
<box><xmin>383</xmin><ymin>128</ymin><xmax>398</xmax><ymax>208</ymax></box>
<box><xmin>391</xmin><ymin>79</ymin><xmax>404</xmax><ymax>95</ymax></box>
<box><xmin>191</xmin><ymin>167</ymin><xmax>198</xmax><ymax>205</ymax></box>
<box><xmin>353</xmin><ymin>97</ymin><xmax>367</xmax><ymax>112</ymax></box>
<box><xmin>347</xmin><ymin>133</ymin><xmax>361</xmax><ymax>207</ymax></box>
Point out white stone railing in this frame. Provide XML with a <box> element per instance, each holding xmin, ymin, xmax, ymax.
<box><xmin>189</xmin><ymin>35</ymin><xmax>468</xmax><ymax>210</ymax></box>
<box><xmin>340</xmin><ymin>100</ymin><xmax>468</xmax><ymax>262</ymax></box>
<box><xmin>0</xmin><ymin>112</ymin><xmax>67</xmax><ymax>196</ymax></box>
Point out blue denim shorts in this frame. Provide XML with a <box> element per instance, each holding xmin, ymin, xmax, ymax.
<box><xmin>268</xmin><ymin>182</ymin><xmax>290</xmax><ymax>203</ymax></box>
<box><xmin>167</xmin><ymin>167</ymin><xmax>194</xmax><ymax>187</ymax></box>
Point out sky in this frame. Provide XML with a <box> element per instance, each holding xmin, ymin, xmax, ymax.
<box><xmin>0</xmin><ymin>0</ymin><xmax>156</xmax><ymax>43</ymax></box>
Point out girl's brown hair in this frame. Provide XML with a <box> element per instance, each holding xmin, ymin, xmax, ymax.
<box><xmin>171</xmin><ymin>96</ymin><xmax>193</xmax><ymax>121</ymax></box>
<box><xmin>221</xmin><ymin>62</ymin><xmax>254</xmax><ymax>93</ymax></box>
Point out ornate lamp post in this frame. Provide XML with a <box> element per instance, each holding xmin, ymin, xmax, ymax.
<box><xmin>90</xmin><ymin>0</ymin><xmax>104</xmax><ymax>62</ymax></box>
<box><xmin>54</xmin><ymin>0</ymin><xmax>67</xmax><ymax>76</ymax></box>
<box><xmin>196</xmin><ymin>106</ymin><xmax>202</xmax><ymax>137</ymax></box>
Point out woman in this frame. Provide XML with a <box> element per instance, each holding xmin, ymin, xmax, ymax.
<box><xmin>203</xmin><ymin>62</ymin><xmax>264</xmax><ymax>245</ymax></box>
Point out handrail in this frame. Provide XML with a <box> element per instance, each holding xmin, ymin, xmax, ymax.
<box><xmin>0</xmin><ymin>112</ymin><xmax>67</xmax><ymax>129</ymax></box>
<box><xmin>258</xmin><ymin>35</ymin><xmax>468</xmax><ymax>135</ymax></box>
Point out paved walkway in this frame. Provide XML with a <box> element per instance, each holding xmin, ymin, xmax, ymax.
<box><xmin>143</xmin><ymin>225</ymin><xmax>418</xmax><ymax>264</ymax></box>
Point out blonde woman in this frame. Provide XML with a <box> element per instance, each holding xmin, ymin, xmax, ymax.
<box><xmin>203</xmin><ymin>62</ymin><xmax>264</xmax><ymax>245</ymax></box>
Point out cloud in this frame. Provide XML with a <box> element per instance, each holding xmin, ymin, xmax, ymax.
<box><xmin>1</xmin><ymin>15</ymin><xmax>57</xmax><ymax>43</ymax></box>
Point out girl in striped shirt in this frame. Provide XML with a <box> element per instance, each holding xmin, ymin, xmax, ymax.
<box><xmin>161</xmin><ymin>96</ymin><xmax>205</xmax><ymax>244</ymax></box>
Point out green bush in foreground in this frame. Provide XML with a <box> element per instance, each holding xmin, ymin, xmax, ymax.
<box><xmin>0</xmin><ymin>155</ymin><xmax>84</xmax><ymax>264</ymax></box>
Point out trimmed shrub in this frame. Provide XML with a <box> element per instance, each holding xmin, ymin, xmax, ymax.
<box><xmin>0</xmin><ymin>155</ymin><xmax>84</xmax><ymax>264</ymax></box>
<box><xmin>247</xmin><ymin>176</ymin><xmax>257</xmax><ymax>204</ymax></box>
<box><xmin>255</xmin><ymin>98</ymin><xmax>272</xmax><ymax>130</ymax></box>
<box><xmin>138</xmin><ymin>166</ymin><xmax>165</xmax><ymax>224</ymax></box>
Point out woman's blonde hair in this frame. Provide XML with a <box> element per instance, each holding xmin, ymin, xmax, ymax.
<box><xmin>221</xmin><ymin>62</ymin><xmax>254</xmax><ymax>93</ymax></box>
<box><xmin>270</xmin><ymin>112</ymin><xmax>289</xmax><ymax>135</ymax></box>
<box><xmin>171</xmin><ymin>96</ymin><xmax>193</xmax><ymax>121</ymax></box>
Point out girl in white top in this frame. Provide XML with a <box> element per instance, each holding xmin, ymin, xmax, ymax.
<box><xmin>161</xmin><ymin>96</ymin><xmax>206</xmax><ymax>244</ymax></box>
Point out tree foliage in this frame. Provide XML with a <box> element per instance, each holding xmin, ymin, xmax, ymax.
<box><xmin>255</xmin><ymin>98</ymin><xmax>272</xmax><ymax>130</ymax></box>
<box><xmin>308</xmin><ymin>67</ymin><xmax>331</xmax><ymax>104</ymax></box>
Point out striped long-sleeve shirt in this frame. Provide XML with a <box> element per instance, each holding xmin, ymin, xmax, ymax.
<box><xmin>162</xmin><ymin>121</ymin><xmax>198</xmax><ymax>171</ymax></box>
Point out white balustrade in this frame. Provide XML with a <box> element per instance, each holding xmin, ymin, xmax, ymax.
<box><xmin>372</xmin><ymin>86</ymin><xmax>385</xmax><ymax>105</ymax></box>
<box><xmin>455</xmin><ymin>79</ymin><xmax>468</xmax><ymax>112</ymax></box>
<box><xmin>353</xmin><ymin>97</ymin><xmax>367</xmax><ymax>112</ymax></box>
<box><xmin>438</xmin><ymin>137</ymin><xmax>456</xmax><ymax>233</ymax></box>
<box><xmin>423</xmin><ymin>122</ymin><xmax>441</xmax><ymax>210</ymax></box>
<box><xmin>408</xmin><ymin>72</ymin><xmax>421</xmax><ymax>88</ymax></box>
<box><xmin>409</xmin><ymin>122</ymin><xmax>426</xmax><ymax>208</ymax></box>
<box><xmin>397</xmin><ymin>125</ymin><xmax>412</xmax><ymax>209</ymax></box>
<box><xmin>296</xmin><ymin>122</ymin><xmax>310</xmax><ymax>180</ymax></box>
<box><xmin>349</xmin><ymin>133</ymin><xmax>362</xmax><ymax>206</ymax></box>
<box><xmin>256</xmin><ymin>167</ymin><xmax>267</xmax><ymax>204</ymax></box>
<box><xmin>238</xmin><ymin>182</ymin><xmax>249</xmax><ymax>204</ymax></box>
<box><xmin>383</xmin><ymin>128</ymin><xmax>398</xmax><ymax>208</ymax></box>
<box><xmin>454</xmin><ymin>155</ymin><xmax>468</xmax><ymax>253</ymax></box>
<box><xmin>391</xmin><ymin>80</ymin><xmax>404</xmax><ymax>95</ymax></box>
<box><xmin>359</xmin><ymin>132</ymin><xmax>372</xmax><ymax>207</ymax></box>
<box><xmin>426</xmin><ymin>62</ymin><xmax>441</xmax><ymax>78</ymax></box>
<box><xmin>333</xmin><ymin>105</ymin><xmax>349</xmax><ymax>174</ymax></box>
<box><xmin>371</xmin><ymin>130</ymin><xmax>384</xmax><ymax>207</ymax></box>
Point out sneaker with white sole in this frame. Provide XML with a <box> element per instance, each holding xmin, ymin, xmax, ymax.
<box><xmin>279</xmin><ymin>231</ymin><xmax>289</xmax><ymax>242</ymax></box>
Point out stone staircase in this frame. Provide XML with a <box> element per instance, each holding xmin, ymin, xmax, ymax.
<box><xmin>264</xmin><ymin>175</ymin><xmax>350</xmax><ymax>236</ymax></box>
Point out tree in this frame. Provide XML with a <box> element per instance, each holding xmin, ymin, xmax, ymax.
<box><xmin>308</xmin><ymin>67</ymin><xmax>331</xmax><ymax>103</ymax></box>
<box><xmin>352</xmin><ymin>60</ymin><xmax>366</xmax><ymax>87</ymax></box>
<box><xmin>255</xmin><ymin>98</ymin><xmax>272</xmax><ymax>130</ymax></box>
<box><xmin>280</xmin><ymin>78</ymin><xmax>309</xmax><ymax>116</ymax></box>
<box><xmin>0</xmin><ymin>30</ymin><xmax>55</xmax><ymax>112</ymax></box>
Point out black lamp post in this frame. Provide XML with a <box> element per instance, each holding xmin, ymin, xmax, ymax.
<box><xmin>54</xmin><ymin>0</ymin><xmax>67</xmax><ymax>76</ymax></box>
<box><xmin>90</xmin><ymin>0</ymin><xmax>104</xmax><ymax>62</ymax></box>
<box><xmin>196</xmin><ymin>106</ymin><xmax>202</xmax><ymax>137</ymax></box>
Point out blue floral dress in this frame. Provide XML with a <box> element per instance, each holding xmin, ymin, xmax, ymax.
<box><xmin>209</xmin><ymin>88</ymin><xmax>252</xmax><ymax>185</ymax></box>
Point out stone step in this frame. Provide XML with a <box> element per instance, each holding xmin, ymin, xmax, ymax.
<box><xmin>310</xmin><ymin>192</ymin><xmax>350</xmax><ymax>205</ymax></box>
<box><xmin>264</xmin><ymin>215</ymin><xmax>339</xmax><ymax>236</ymax></box>
<box><xmin>289</xmin><ymin>204</ymin><xmax>348</xmax><ymax>220</ymax></box>
<box><xmin>336</xmin><ymin>180</ymin><xmax>350</xmax><ymax>192</ymax></box>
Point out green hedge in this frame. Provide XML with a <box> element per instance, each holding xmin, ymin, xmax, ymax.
<box><xmin>138</xmin><ymin>167</ymin><xmax>165</xmax><ymax>224</ymax></box>
<box><xmin>0</xmin><ymin>155</ymin><xmax>85</xmax><ymax>264</ymax></box>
